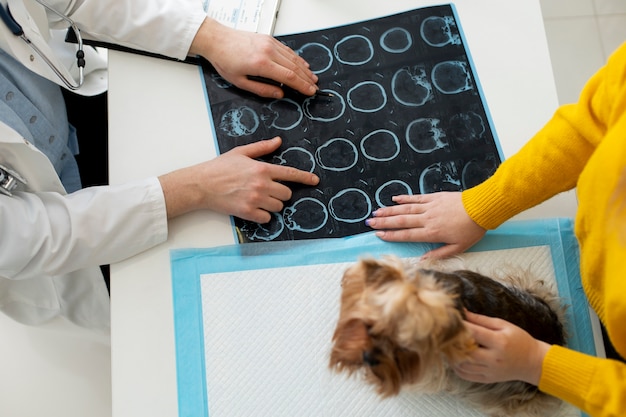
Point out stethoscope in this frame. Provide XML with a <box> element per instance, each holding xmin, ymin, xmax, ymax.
<box><xmin>0</xmin><ymin>0</ymin><xmax>83</xmax><ymax>195</ymax></box>
<box><xmin>0</xmin><ymin>163</ymin><xmax>26</xmax><ymax>196</ymax></box>
<box><xmin>0</xmin><ymin>0</ymin><xmax>85</xmax><ymax>90</ymax></box>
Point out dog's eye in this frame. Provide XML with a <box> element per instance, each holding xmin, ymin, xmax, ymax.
<box><xmin>362</xmin><ymin>350</ymin><xmax>380</xmax><ymax>366</ymax></box>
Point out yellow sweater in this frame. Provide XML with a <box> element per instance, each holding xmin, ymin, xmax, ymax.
<box><xmin>462</xmin><ymin>42</ymin><xmax>626</xmax><ymax>417</ymax></box>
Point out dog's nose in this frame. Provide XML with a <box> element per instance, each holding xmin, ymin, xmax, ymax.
<box><xmin>362</xmin><ymin>350</ymin><xmax>380</xmax><ymax>366</ymax></box>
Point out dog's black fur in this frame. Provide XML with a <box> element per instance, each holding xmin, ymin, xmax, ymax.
<box><xmin>428</xmin><ymin>269</ymin><xmax>566</xmax><ymax>347</ymax></box>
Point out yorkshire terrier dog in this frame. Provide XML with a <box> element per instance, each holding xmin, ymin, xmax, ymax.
<box><xmin>329</xmin><ymin>256</ymin><xmax>567</xmax><ymax>417</ymax></box>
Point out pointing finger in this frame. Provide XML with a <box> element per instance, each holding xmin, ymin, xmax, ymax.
<box><xmin>233</xmin><ymin>137</ymin><xmax>283</xmax><ymax>159</ymax></box>
<box><xmin>269</xmin><ymin>164</ymin><xmax>320</xmax><ymax>186</ymax></box>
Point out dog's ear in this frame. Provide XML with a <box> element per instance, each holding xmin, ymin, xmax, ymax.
<box><xmin>329</xmin><ymin>318</ymin><xmax>371</xmax><ymax>370</ymax></box>
<box><xmin>368</xmin><ymin>347</ymin><xmax>421</xmax><ymax>397</ymax></box>
<box><xmin>430</xmin><ymin>304</ymin><xmax>465</xmax><ymax>345</ymax></box>
<box><xmin>394</xmin><ymin>348</ymin><xmax>422</xmax><ymax>384</ymax></box>
<box><xmin>439</xmin><ymin>310</ymin><xmax>477</xmax><ymax>363</ymax></box>
<box><xmin>358</xmin><ymin>257</ymin><xmax>404</xmax><ymax>286</ymax></box>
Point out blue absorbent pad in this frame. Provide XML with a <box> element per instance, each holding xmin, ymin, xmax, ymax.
<box><xmin>171</xmin><ymin>218</ymin><xmax>593</xmax><ymax>417</ymax></box>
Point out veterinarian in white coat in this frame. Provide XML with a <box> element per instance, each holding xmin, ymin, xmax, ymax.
<box><xmin>0</xmin><ymin>0</ymin><xmax>320</xmax><ymax>329</ymax></box>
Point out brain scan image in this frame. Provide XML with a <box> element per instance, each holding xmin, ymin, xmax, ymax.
<box><xmin>283</xmin><ymin>197</ymin><xmax>329</xmax><ymax>233</ymax></box>
<box><xmin>329</xmin><ymin>188</ymin><xmax>372</xmax><ymax>223</ymax></box>
<box><xmin>420</xmin><ymin>15</ymin><xmax>461</xmax><ymax>47</ymax></box>
<box><xmin>334</xmin><ymin>34</ymin><xmax>374</xmax><ymax>66</ymax></box>
<box><xmin>360</xmin><ymin>129</ymin><xmax>400</xmax><ymax>162</ymax></box>
<box><xmin>419</xmin><ymin>161</ymin><xmax>462</xmax><ymax>194</ymax></box>
<box><xmin>462</xmin><ymin>154</ymin><xmax>499</xmax><ymax>189</ymax></box>
<box><xmin>432</xmin><ymin>60</ymin><xmax>473</xmax><ymax>94</ymax></box>
<box><xmin>375</xmin><ymin>180</ymin><xmax>413</xmax><ymax>207</ymax></box>
<box><xmin>347</xmin><ymin>81</ymin><xmax>387</xmax><ymax>113</ymax></box>
<box><xmin>391</xmin><ymin>66</ymin><xmax>434</xmax><ymax>107</ymax></box>
<box><xmin>261</xmin><ymin>99</ymin><xmax>303</xmax><ymax>131</ymax></box>
<box><xmin>315</xmin><ymin>138</ymin><xmax>358</xmax><ymax>171</ymax></box>
<box><xmin>448</xmin><ymin>111</ymin><xmax>486</xmax><ymax>142</ymax></box>
<box><xmin>302</xmin><ymin>91</ymin><xmax>345</xmax><ymax>122</ymax></box>
<box><xmin>296</xmin><ymin>42</ymin><xmax>334</xmax><ymax>74</ymax></box>
<box><xmin>219</xmin><ymin>106</ymin><xmax>260</xmax><ymax>137</ymax></box>
<box><xmin>380</xmin><ymin>27</ymin><xmax>413</xmax><ymax>53</ymax></box>
<box><xmin>202</xmin><ymin>5</ymin><xmax>501</xmax><ymax>241</ymax></box>
<box><xmin>406</xmin><ymin>118</ymin><xmax>448</xmax><ymax>153</ymax></box>
<box><xmin>273</xmin><ymin>147</ymin><xmax>315</xmax><ymax>173</ymax></box>
<box><xmin>240</xmin><ymin>213</ymin><xmax>285</xmax><ymax>242</ymax></box>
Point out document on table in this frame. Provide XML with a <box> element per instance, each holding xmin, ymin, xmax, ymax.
<box><xmin>202</xmin><ymin>0</ymin><xmax>281</xmax><ymax>34</ymax></box>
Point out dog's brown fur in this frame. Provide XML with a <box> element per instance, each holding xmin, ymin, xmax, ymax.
<box><xmin>329</xmin><ymin>256</ymin><xmax>567</xmax><ymax>416</ymax></box>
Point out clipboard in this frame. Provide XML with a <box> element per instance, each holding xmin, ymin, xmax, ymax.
<box><xmin>203</xmin><ymin>0</ymin><xmax>281</xmax><ymax>35</ymax></box>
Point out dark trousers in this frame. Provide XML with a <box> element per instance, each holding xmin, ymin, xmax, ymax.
<box><xmin>601</xmin><ymin>324</ymin><xmax>625</xmax><ymax>363</ymax></box>
<box><xmin>62</xmin><ymin>89</ymin><xmax>110</xmax><ymax>294</ymax></box>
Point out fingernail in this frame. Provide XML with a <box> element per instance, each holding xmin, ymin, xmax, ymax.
<box><xmin>371</xmin><ymin>210</ymin><xmax>378</xmax><ymax>217</ymax></box>
<box><xmin>365</xmin><ymin>218</ymin><xmax>372</xmax><ymax>226</ymax></box>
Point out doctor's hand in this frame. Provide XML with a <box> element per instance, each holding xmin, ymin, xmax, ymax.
<box><xmin>190</xmin><ymin>18</ymin><xmax>319</xmax><ymax>98</ymax></box>
<box><xmin>365</xmin><ymin>192</ymin><xmax>486</xmax><ymax>259</ymax></box>
<box><xmin>453</xmin><ymin>311</ymin><xmax>550</xmax><ymax>386</ymax></box>
<box><xmin>158</xmin><ymin>137</ymin><xmax>319</xmax><ymax>223</ymax></box>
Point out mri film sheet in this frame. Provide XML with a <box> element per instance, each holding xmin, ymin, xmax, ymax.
<box><xmin>201</xmin><ymin>5</ymin><xmax>502</xmax><ymax>242</ymax></box>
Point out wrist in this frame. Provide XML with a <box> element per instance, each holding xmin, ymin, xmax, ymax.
<box><xmin>189</xmin><ymin>17</ymin><xmax>223</xmax><ymax>60</ymax></box>
<box><xmin>158</xmin><ymin>167</ymin><xmax>205</xmax><ymax>219</ymax></box>
<box><xmin>523</xmin><ymin>340</ymin><xmax>551</xmax><ymax>385</ymax></box>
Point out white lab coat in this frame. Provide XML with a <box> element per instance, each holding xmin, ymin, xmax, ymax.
<box><xmin>0</xmin><ymin>0</ymin><xmax>206</xmax><ymax>94</ymax></box>
<box><xmin>0</xmin><ymin>0</ymin><xmax>206</xmax><ymax>328</ymax></box>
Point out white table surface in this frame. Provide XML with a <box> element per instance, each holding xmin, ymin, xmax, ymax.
<box><xmin>108</xmin><ymin>1</ymin><xmax>577</xmax><ymax>415</ymax></box>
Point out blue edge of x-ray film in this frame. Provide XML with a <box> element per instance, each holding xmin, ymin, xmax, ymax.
<box><xmin>171</xmin><ymin>218</ymin><xmax>593</xmax><ymax>417</ymax></box>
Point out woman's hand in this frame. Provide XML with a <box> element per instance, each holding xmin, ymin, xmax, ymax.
<box><xmin>365</xmin><ymin>192</ymin><xmax>486</xmax><ymax>259</ymax></box>
<box><xmin>453</xmin><ymin>311</ymin><xmax>550</xmax><ymax>386</ymax></box>
<box><xmin>158</xmin><ymin>137</ymin><xmax>319</xmax><ymax>223</ymax></box>
<box><xmin>190</xmin><ymin>18</ymin><xmax>318</xmax><ymax>98</ymax></box>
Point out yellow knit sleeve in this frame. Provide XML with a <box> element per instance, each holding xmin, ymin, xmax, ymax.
<box><xmin>540</xmin><ymin>345</ymin><xmax>626</xmax><ymax>417</ymax></box>
<box><xmin>461</xmin><ymin>110</ymin><xmax>593</xmax><ymax>229</ymax></box>
<box><xmin>461</xmin><ymin>53</ymin><xmax>612</xmax><ymax>229</ymax></box>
